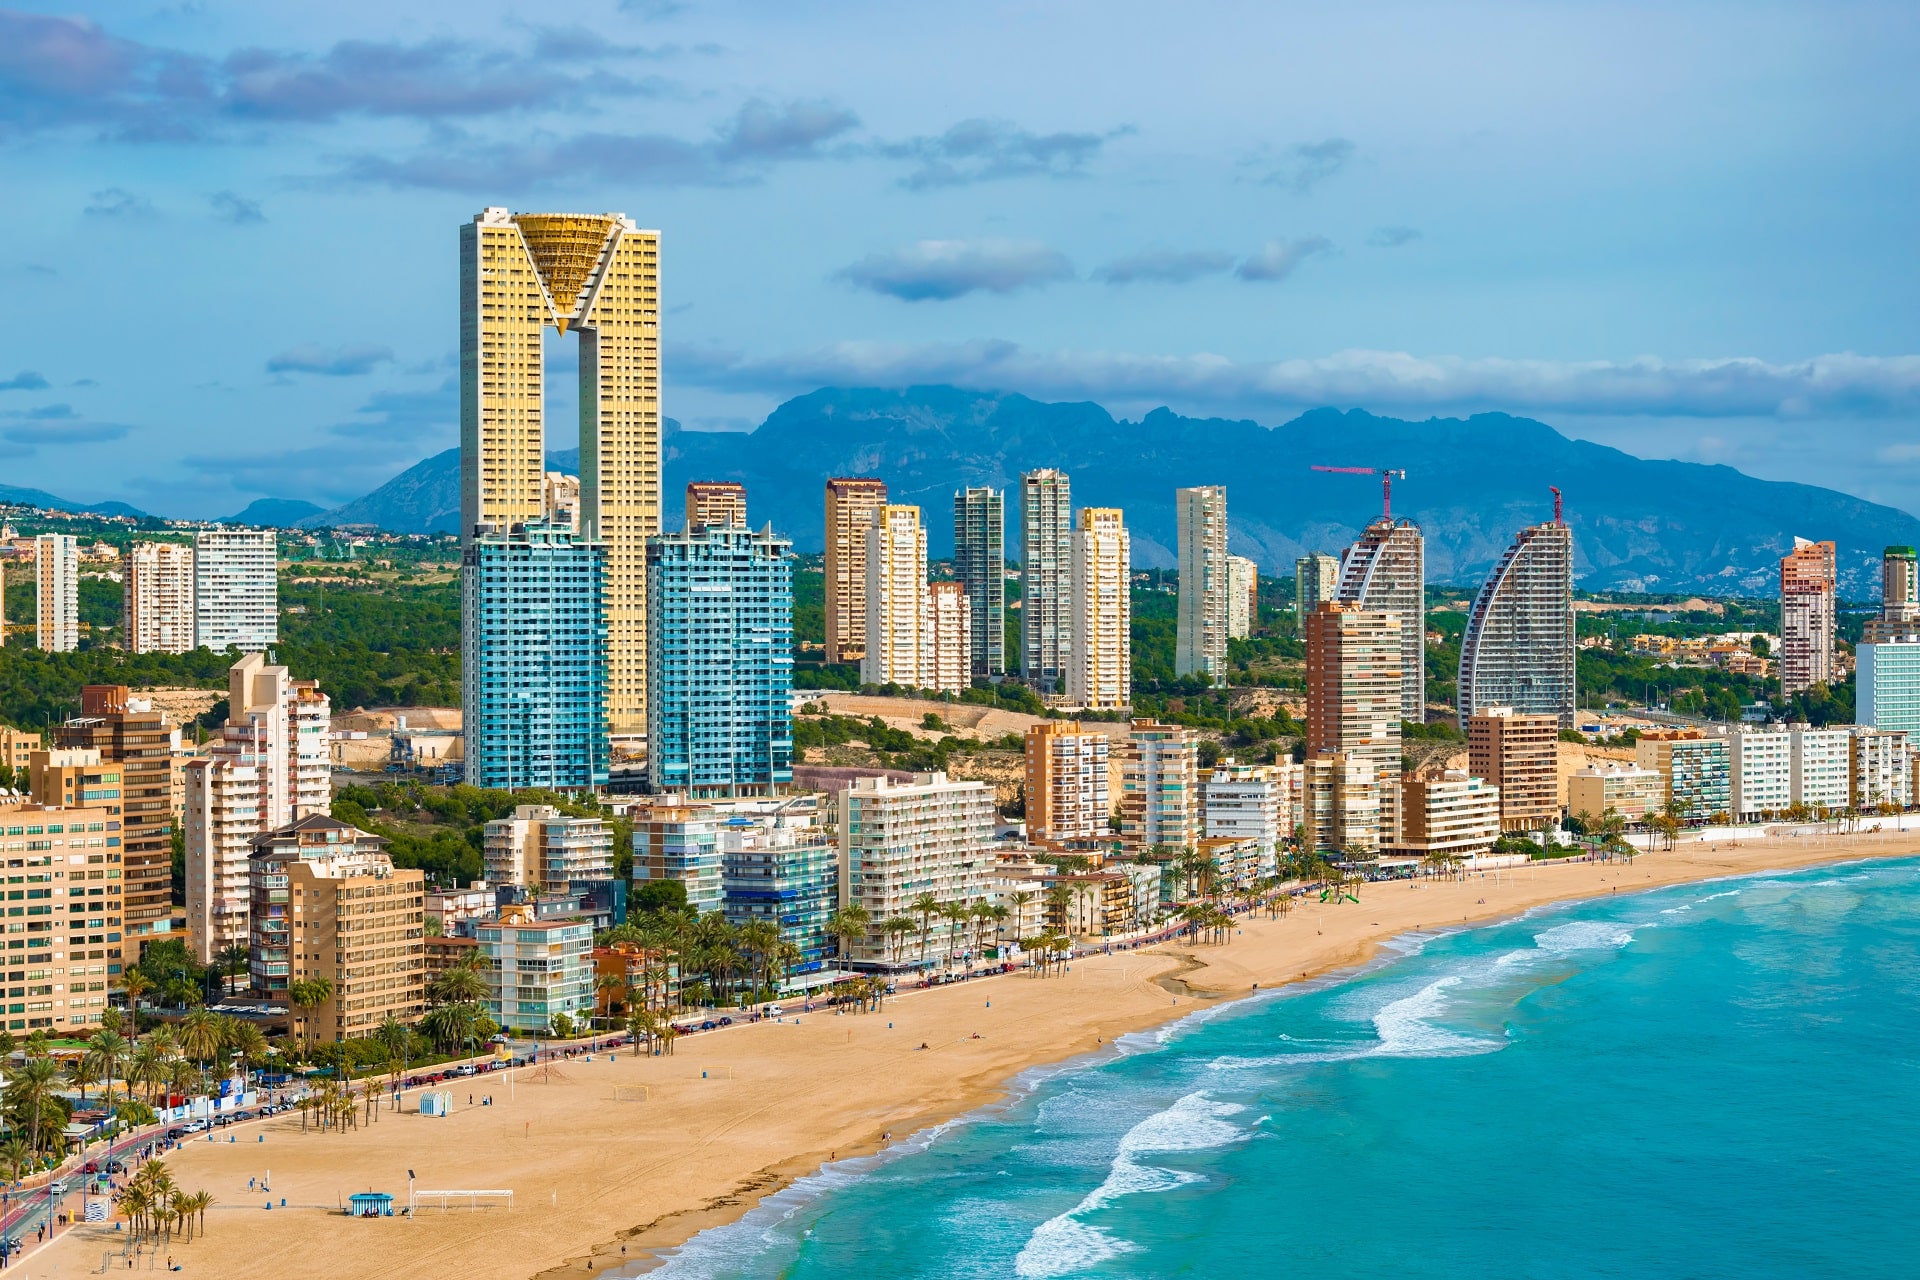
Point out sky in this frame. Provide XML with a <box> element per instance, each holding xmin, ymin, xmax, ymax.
<box><xmin>1</xmin><ymin>0</ymin><xmax>1918</xmax><ymax>519</ymax></box>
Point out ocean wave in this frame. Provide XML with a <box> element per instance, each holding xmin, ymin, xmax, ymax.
<box><xmin>1530</xmin><ymin>920</ymin><xmax>1639</xmax><ymax>953</ymax></box>
<box><xmin>1013</xmin><ymin>1093</ymin><xmax>1245</xmax><ymax>1278</ymax></box>
<box><xmin>1212</xmin><ymin>975</ymin><xmax>1498</xmax><ymax>1072</ymax></box>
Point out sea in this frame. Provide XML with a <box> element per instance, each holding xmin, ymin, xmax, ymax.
<box><xmin>626</xmin><ymin>857</ymin><xmax>1920</xmax><ymax>1279</ymax></box>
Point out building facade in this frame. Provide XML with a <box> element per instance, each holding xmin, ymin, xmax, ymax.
<box><xmin>1779</xmin><ymin>537</ymin><xmax>1837</xmax><ymax>697</ymax></box>
<box><xmin>1457</xmin><ymin>517</ymin><xmax>1575</xmax><ymax>727</ymax></box>
<box><xmin>1226</xmin><ymin>555</ymin><xmax>1258</xmax><ymax>640</ymax></box>
<box><xmin>125</xmin><ymin>542</ymin><xmax>195</xmax><ymax>654</ymax></box>
<box><xmin>1020</xmin><ymin>468</ymin><xmax>1073</xmax><ymax>692</ymax></box>
<box><xmin>462</xmin><ymin>521</ymin><xmax>609</xmax><ymax>791</ymax></box>
<box><xmin>863</xmin><ymin>505</ymin><xmax>929</xmax><ymax>688</ymax></box>
<box><xmin>1024</xmin><ymin>721</ymin><xmax>1111</xmax><ymax>845</ymax></box>
<box><xmin>1567</xmin><ymin>765</ymin><xmax>1662</xmax><ymax>823</ymax></box>
<box><xmin>460</xmin><ymin>208</ymin><xmax>661</xmax><ymax>742</ymax></box>
<box><xmin>248</xmin><ymin>815</ymin><xmax>425</xmax><ymax>1043</ymax></box>
<box><xmin>1857</xmin><ymin>635</ymin><xmax>1920</xmax><ymax>734</ymax></box>
<box><xmin>1175</xmin><ymin>486</ymin><xmax>1230</xmax><ymax>683</ymax></box>
<box><xmin>1721</xmin><ymin>726</ymin><xmax>1793</xmax><ymax>822</ymax></box>
<box><xmin>646</xmin><ymin>524</ymin><xmax>794</xmax><ymax>796</ymax></box>
<box><xmin>1635</xmin><ymin>731</ymin><xmax>1732</xmax><ymax>823</ymax></box>
<box><xmin>836</xmin><ymin>772</ymin><xmax>995</xmax><ymax>968</ymax></box>
<box><xmin>1467</xmin><ymin>707</ymin><xmax>1560</xmax><ymax>833</ymax></box>
<box><xmin>1336</xmin><ymin>520</ymin><xmax>1426</xmax><ymax>722</ymax></box>
<box><xmin>1201</xmin><ymin>762</ymin><xmax>1293</xmax><ymax>869</ymax></box>
<box><xmin>1069</xmin><ymin>507</ymin><xmax>1131</xmax><ymax>710</ymax></box>
<box><xmin>921</xmin><ymin>580</ymin><xmax>973</xmax><ymax>696</ymax></box>
<box><xmin>476</xmin><ymin>904</ymin><xmax>594</xmax><ymax>1034</ymax></box>
<box><xmin>1119</xmin><ymin>720</ymin><xmax>1200</xmax><ymax>854</ymax></box>
<box><xmin>685</xmin><ymin>481</ymin><xmax>747</xmax><ymax>532</ymax></box>
<box><xmin>51</xmin><ymin>686</ymin><xmax>178</xmax><ymax>940</ymax></box>
<box><xmin>483</xmin><ymin>805</ymin><xmax>615</xmax><ymax>890</ymax></box>
<box><xmin>1789</xmin><ymin>724</ymin><xmax>1850</xmax><ymax>811</ymax></box>
<box><xmin>1302</xmin><ymin>751</ymin><xmax>1378</xmax><ymax>853</ymax></box>
<box><xmin>0</xmin><ymin>801</ymin><xmax>122</xmax><ymax>1034</ymax></box>
<box><xmin>824</xmin><ymin>477</ymin><xmax>888</xmax><ymax>664</ymax></box>
<box><xmin>1295</xmin><ymin>553</ymin><xmax>1340</xmax><ymax>621</ymax></box>
<box><xmin>633</xmin><ymin>804</ymin><xmax>724</xmax><ymax>915</ymax></box>
<box><xmin>1306</xmin><ymin>603</ymin><xmax>1403</xmax><ymax>847</ymax></box>
<box><xmin>193</xmin><ymin>528</ymin><xmax>276</xmax><ymax>652</ymax></box>
<box><xmin>1849</xmin><ymin>729</ymin><xmax>1911</xmax><ymax>810</ymax></box>
<box><xmin>1395</xmin><ymin>771</ymin><xmax>1502</xmax><ymax>858</ymax></box>
<box><xmin>721</xmin><ymin>810</ymin><xmax>839</xmax><ymax>982</ymax></box>
<box><xmin>34</xmin><ymin>534</ymin><xmax>78</xmax><ymax>652</ymax></box>
<box><xmin>953</xmin><ymin>486</ymin><xmax>1005</xmax><ymax>677</ymax></box>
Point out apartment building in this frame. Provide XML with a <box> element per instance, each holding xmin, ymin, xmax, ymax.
<box><xmin>1467</xmin><ymin>707</ymin><xmax>1560</xmax><ymax>833</ymax></box>
<box><xmin>52</xmin><ymin>686</ymin><xmax>178</xmax><ymax>941</ymax></box>
<box><xmin>125</xmin><ymin>542</ymin><xmax>196</xmax><ymax>654</ymax></box>
<box><xmin>1295</xmin><ymin>553</ymin><xmax>1339</xmax><ymax>621</ymax></box>
<box><xmin>1201</xmin><ymin>762</ymin><xmax>1295</xmax><ymax>873</ymax></box>
<box><xmin>1069</xmin><ymin>507</ymin><xmax>1131</xmax><ymax>710</ymax></box>
<box><xmin>1335</xmin><ymin>519</ymin><xmax>1426</xmax><ymax>722</ymax></box>
<box><xmin>1305</xmin><ymin>603</ymin><xmax>1403</xmax><ymax>847</ymax></box>
<box><xmin>1857</xmin><ymin>634</ymin><xmax>1920</xmax><ymax>735</ymax></box>
<box><xmin>684</xmin><ymin>480</ymin><xmax>747</xmax><ymax>532</ymax></box>
<box><xmin>1020</xmin><ymin>468</ymin><xmax>1073</xmax><ymax>692</ymax></box>
<box><xmin>248</xmin><ymin>815</ymin><xmax>425</xmax><ymax>1044</ymax></box>
<box><xmin>1395</xmin><ymin>771</ymin><xmax>1502</xmax><ymax>859</ymax></box>
<box><xmin>476</xmin><ymin>903</ymin><xmax>594</xmax><ymax>1034</ymax></box>
<box><xmin>720</xmin><ymin>806</ymin><xmax>839</xmax><ymax>980</ymax></box>
<box><xmin>1457</xmin><ymin>517</ymin><xmax>1575</xmax><ymax>727</ymax></box>
<box><xmin>1849</xmin><ymin>729</ymin><xmax>1911</xmax><ymax>810</ymax></box>
<box><xmin>1779</xmin><ymin>537</ymin><xmax>1837</xmax><ymax>696</ymax></box>
<box><xmin>1720</xmin><ymin>726</ymin><xmax>1794</xmax><ymax>822</ymax></box>
<box><xmin>1024</xmin><ymin>721</ymin><xmax>1111</xmax><ymax>846</ymax></box>
<box><xmin>1789</xmin><ymin>723</ymin><xmax>1851</xmax><ymax>811</ymax></box>
<box><xmin>1567</xmin><ymin>764</ymin><xmax>1662</xmax><ymax>822</ymax></box>
<box><xmin>1635</xmin><ymin>730</ymin><xmax>1732</xmax><ymax>823</ymax></box>
<box><xmin>862</xmin><ymin>504</ymin><xmax>929</xmax><ymax>688</ymax></box>
<box><xmin>824</xmin><ymin>477</ymin><xmax>888</xmax><ymax>664</ymax></box>
<box><xmin>1175</xmin><ymin>486</ymin><xmax>1230</xmax><ymax>682</ymax></box>
<box><xmin>35</xmin><ymin>534</ymin><xmax>78</xmax><ymax>652</ymax></box>
<box><xmin>1119</xmin><ymin>720</ymin><xmax>1200</xmax><ymax>854</ymax></box>
<box><xmin>0</xmin><ymin>726</ymin><xmax>39</xmax><ymax>779</ymax></box>
<box><xmin>194</xmin><ymin>528</ymin><xmax>276</xmax><ymax>652</ymax></box>
<box><xmin>633</xmin><ymin>804</ymin><xmax>724</xmax><ymax>914</ymax></box>
<box><xmin>1226</xmin><ymin>555</ymin><xmax>1258</xmax><ymax>640</ymax></box>
<box><xmin>0</xmin><ymin>800</ymin><xmax>123</xmax><ymax>1033</ymax></box>
<box><xmin>483</xmin><ymin>805</ymin><xmax>615</xmax><ymax>891</ymax></box>
<box><xmin>952</xmin><ymin>486</ymin><xmax>1005</xmax><ymax>677</ymax></box>
<box><xmin>836</xmin><ymin>772</ymin><xmax>995</xmax><ymax>968</ymax></box>
<box><xmin>1302</xmin><ymin>751</ymin><xmax>1379</xmax><ymax>854</ymax></box>
<box><xmin>921</xmin><ymin>580</ymin><xmax>973</xmax><ymax>696</ymax></box>
<box><xmin>543</xmin><ymin>472</ymin><xmax>581</xmax><ymax>531</ymax></box>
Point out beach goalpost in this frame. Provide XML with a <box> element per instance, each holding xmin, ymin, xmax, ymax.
<box><xmin>612</xmin><ymin>1084</ymin><xmax>652</xmax><ymax>1102</ymax></box>
<box><xmin>698</xmin><ymin>1065</ymin><xmax>735</xmax><ymax>1081</ymax></box>
<box><xmin>409</xmin><ymin>1188</ymin><xmax>514</xmax><ymax>1214</ymax></box>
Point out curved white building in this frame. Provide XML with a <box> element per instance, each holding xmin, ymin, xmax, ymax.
<box><xmin>1457</xmin><ymin>519</ymin><xmax>1575</xmax><ymax>728</ymax></box>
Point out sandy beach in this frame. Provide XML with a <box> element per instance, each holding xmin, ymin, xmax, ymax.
<box><xmin>31</xmin><ymin>832</ymin><xmax>1915</xmax><ymax>1280</ymax></box>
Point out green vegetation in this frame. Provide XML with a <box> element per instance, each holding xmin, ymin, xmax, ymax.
<box><xmin>331</xmin><ymin>781</ymin><xmax>633</xmax><ymax>889</ymax></box>
<box><xmin>790</xmin><ymin>712</ymin><xmax>1022</xmax><ymax>772</ymax></box>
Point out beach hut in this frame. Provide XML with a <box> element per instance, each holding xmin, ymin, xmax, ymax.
<box><xmin>348</xmin><ymin>1192</ymin><xmax>394</xmax><ymax>1218</ymax></box>
<box><xmin>420</xmin><ymin>1090</ymin><xmax>454</xmax><ymax>1117</ymax></box>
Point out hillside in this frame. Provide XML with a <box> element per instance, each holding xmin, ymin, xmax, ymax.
<box><xmin>0</xmin><ymin>484</ymin><xmax>146</xmax><ymax>518</ymax></box>
<box><xmin>306</xmin><ymin>389</ymin><xmax>1920</xmax><ymax>592</ymax></box>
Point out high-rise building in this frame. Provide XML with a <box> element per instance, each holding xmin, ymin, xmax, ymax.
<box><xmin>921</xmin><ymin>580</ymin><xmax>973</xmax><ymax>696</ymax></box>
<box><xmin>0</xmin><ymin>800</ymin><xmax>123</xmax><ymax>1033</ymax></box>
<box><xmin>1467</xmin><ymin>707</ymin><xmax>1560</xmax><ymax>833</ymax></box>
<box><xmin>1069</xmin><ymin>507</ymin><xmax>1130</xmax><ymax>710</ymax></box>
<box><xmin>685</xmin><ymin>481</ymin><xmax>747</xmax><ymax>532</ymax></box>
<box><xmin>1634</xmin><ymin>730</ymin><xmax>1731</xmax><ymax>824</ymax></box>
<box><xmin>460</xmin><ymin>208</ymin><xmax>661</xmax><ymax>742</ymax></box>
<box><xmin>1336</xmin><ymin>520</ymin><xmax>1425</xmax><ymax>722</ymax></box>
<box><xmin>824</xmin><ymin>477</ymin><xmax>888</xmax><ymax>664</ymax></box>
<box><xmin>720</xmin><ymin>806</ymin><xmax>839</xmax><ymax>981</ymax></box>
<box><xmin>1201</xmin><ymin>762</ymin><xmax>1296</xmax><ymax>871</ymax></box>
<box><xmin>1788</xmin><ymin>723</ymin><xmax>1850</xmax><ymax>810</ymax></box>
<box><xmin>543</xmin><ymin>472</ymin><xmax>581</xmax><ymax>531</ymax></box>
<box><xmin>1718</xmin><ymin>725</ymin><xmax>1793</xmax><ymax>822</ymax></box>
<box><xmin>1119</xmin><ymin>720</ymin><xmax>1200</xmax><ymax>853</ymax></box>
<box><xmin>835</xmin><ymin>772</ymin><xmax>995</xmax><ymax>967</ymax></box>
<box><xmin>1779</xmin><ymin>537</ymin><xmax>1837</xmax><ymax>696</ymax></box>
<box><xmin>1849</xmin><ymin>729</ymin><xmax>1911</xmax><ymax>810</ymax></box>
<box><xmin>952</xmin><ymin>487</ymin><xmax>1005</xmax><ymax>677</ymax></box>
<box><xmin>1306</xmin><ymin>603</ymin><xmax>1402</xmax><ymax>847</ymax></box>
<box><xmin>193</xmin><ymin>529</ymin><xmax>276</xmax><ymax>652</ymax></box>
<box><xmin>1302</xmin><ymin>750</ymin><xmax>1378</xmax><ymax>853</ymax></box>
<box><xmin>1024</xmin><ymin>721</ymin><xmax>1111</xmax><ymax>845</ymax></box>
<box><xmin>477</xmin><ymin>904</ymin><xmax>594</xmax><ymax>1034</ymax></box>
<box><xmin>289</xmin><ymin>680</ymin><xmax>330</xmax><ymax>819</ymax></box>
<box><xmin>646</xmin><ymin>523</ymin><xmax>794</xmax><ymax>796</ymax></box>
<box><xmin>52</xmin><ymin>686</ymin><xmax>179</xmax><ymax>940</ymax></box>
<box><xmin>1175</xmin><ymin>486</ymin><xmax>1230</xmax><ymax>683</ymax></box>
<box><xmin>248</xmin><ymin>814</ymin><xmax>426</xmax><ymax>1044</ymax></box>
<box><xmin>1226</xmin><ymin>556</ymin><xmax>1258</xmax><ymax>640</ymax></box>
<box><xmin>34</xmin><ymin>534</ymin><xmax>78</xmax><ymax>652</ymax></box>
<box><xmin>125</xmin><ymin>542</ymin><xmax>195</xmax><ymax>654</ymax></box>
<box><xmin>863</xmin><ymin>505</ymin><xmax>928</xmax><ymax>688</ymax></box>
<box><xmin>633</xmin><ymin>804</ymin><xmax>724</xmax><ymax>915</ymax></box>
<box><xmin>462</xmin><ymin>521</ymin><xmax>609</xmax><ymax>790</ymax></box>
<box><xmin>1881</xmin><ymin>546</ymin><xmax>1919</xmax><ymax>623</ymax></box>
<box><xmin>1458</xmin><ymin>516</ymin><xmax>1575</xmax><ymax>727</ymax></box>
<box><xmin>1020</xmin><ymin>469</ymin><xmax>1073</xmax><ymax>692</ymax></box>
<box><xmin>1395</xmin><ymin>771</ymin><xmax>1502</xmax><ymax>859</ymax></box>
<box><xmin>1858</xmin><ymin>634</ymin><xmax>1920</xmax><ymax>734</ymax></box>
<box><xmin>483</xmin><ymin>805</ymin><xmax>615</xmax><ymax>890</ymax></box>
<box><xmin>1295</xmin><ymin>553</ymin><xmax>1340</xmax><ymax>623</ymax></box>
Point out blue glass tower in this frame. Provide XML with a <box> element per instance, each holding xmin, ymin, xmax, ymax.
<box><xmin>462</xmin><ymin>521</ymin><xmax>609</xmax><ymax>790</ymax></box>
<box><xmin>646</xmin><ymin>525</ymin><xmax>794</xmax><ymax>796</ymax></box>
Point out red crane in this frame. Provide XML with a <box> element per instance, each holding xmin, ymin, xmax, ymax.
<box><xmin>1311</xmin><ymin>465</ymin><xmax>1408</xmax><ymax>521</ymax></box>
<box><xmin>1550</xmin><ymin>486</ymin><xmax>1563</xmax><ymax>523</ymax></box>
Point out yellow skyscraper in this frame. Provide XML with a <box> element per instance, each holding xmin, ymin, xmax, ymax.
<box><xmin>460</xmin><ymin>207</ymin><xmax>661</xmax><ymax>742</ymax></box>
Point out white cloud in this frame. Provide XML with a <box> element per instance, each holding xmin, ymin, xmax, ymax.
<box><xmin>835</xmin><ymin>240</ymin><xmax>1073</xmax><ymax>301</ymax></box>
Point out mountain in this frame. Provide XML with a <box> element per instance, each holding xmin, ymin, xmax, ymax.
<box><xmin>316</xmin><ymin>389</ymin><xmax>1920</xmax><ymax>594</ymax></box>
<box><xmin>304</xmin><ymin>447</ymin><xmax>463</xmax><ymax>533</ymax></box>
<box><xmin>219</xmin><ymin>497</ymin><xmax>325</xmax><ymax>527</ymax></box>
<box><xmin>0</xmin><ymin>484</ymin><xmax>147</xmax><ymax>518</ymax></box>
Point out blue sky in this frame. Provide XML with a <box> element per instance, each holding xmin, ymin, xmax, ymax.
<box><xmin>2</xmin><ymin>0</ymin><xmax>1918</xmax><ymax>518</ymax></box>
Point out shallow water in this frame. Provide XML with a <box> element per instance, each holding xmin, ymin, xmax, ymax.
<box><xmin>631</xmin><ymin>859</ymin><xmax>1920</xmax><ymax>1279</ymax></box>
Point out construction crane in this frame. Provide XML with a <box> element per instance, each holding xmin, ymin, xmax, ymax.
<box><xmin>1550</xmin><ymin>486</ymin><xmax>1564</xmax><ymax>523</ymax></box>
<box><xmin>1311</xmin><ymin>465</ymin><xmax>1408</xmax><ymax>522</ymax></box>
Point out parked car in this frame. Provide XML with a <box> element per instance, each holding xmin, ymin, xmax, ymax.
<box><xmin>765</xmin><ymin>1005</ymin><xmax>784</xmax><ymax>1016</ymax></box>
<box><xmin>718</xmin><ymin>1016</ymin><xmax>734</xmax><ymax>1027</ymax></box>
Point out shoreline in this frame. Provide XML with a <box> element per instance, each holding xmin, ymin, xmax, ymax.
<box><xmin>34</xmin><ymin>834</ymin><xmax>1917</xmax><ymax>1280</ymax></box>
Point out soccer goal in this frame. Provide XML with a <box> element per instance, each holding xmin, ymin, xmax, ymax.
<box><xmin>612</xmin><ymin>1084</ymin><xmax>652</xmax><ymax>1103</ymax></box>
<box><xmin>410</xmin><ymin>1189</ymin><xmax>513</xmax><ymax>1214</ymax></box>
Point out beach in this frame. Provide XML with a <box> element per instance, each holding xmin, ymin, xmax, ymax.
<box><xmin>31</xmin><ymin>831</ymin><xmax>1910</xmax><ymax>1280</ymax></box>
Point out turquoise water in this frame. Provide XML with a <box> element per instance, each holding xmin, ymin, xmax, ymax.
<box><xmin>636</xmin><ymin>859</ymin><xmax>1920</xmax><ymax>1279</ymax></box>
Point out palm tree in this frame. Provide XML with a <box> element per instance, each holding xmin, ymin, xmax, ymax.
<box><xmin>428</xmin><ymin>959</ymin><xmax>488</xmax><ymax>1007</ymax></box>
<box><xmin>214</xmin><ymin>943</ymin><xmax>250</xmax><ymax>995</ymax></box>
<box><xmin>84</xmin><ymin>1029</ymin><xmax>129</xmax><ymax>1109</ymax></box>
<box><xmin>1044</xmin><ymin>884</ymin><xmax>1073</xmax><ymax>934</ymax></box>
<box><xmin>772</xmin><ymin>941</ymin><xmax>802</xmax><ymax>993</ymax></box>
<box><xmin>289</xmin><ymin>977</ymin><xmax>334</xmax><ymax>1058</ymax></box>
<box><xmin>7</xmin><ymin>1055</ymin><xmax>60</xmax><ymax>1156</ymax></box>
<box><xmin>909</xmin><ymin>892</ymin><xmax>940</xmax><ymax>964</ymax></box>
<box><xmin>227</xmin><ymin>1023</ymin><xmax>268</xmax><ymax>1091</ymax></box>
<box><xmin>121</xmin><ymin>969</ymin><xmax>151</xmax><ymax>1029</ymax></box>
<box><xmin>882</xmin><ymin>916</ymin><xmax>915</xmax><ymax>966</ymax></box>
<box><xmin>937</xmin><ymin>900</ymin><xmax>970</xmax><ymax>969</ymax></box>
<box><xmin>827</xmin><ymin>904</ymin><xmax>871</xmax><ymax>970</ymax></box>
<box><xmin>66</xmin><ymin>1050</ymin><xmax>101</xmax><ymax>1107</ymax></box>
<box><xmin>178</xmin><ymin>1007</ymin><xmax>223</xmax><ymax>1070</ymax></box>
<box><xmin>739</xmin><ymin>919</ymin><xmax>781</xmax><ymax>998</ymax></box>
<box><xmin>0</xmin><ymin>1136</ymin><xmax>32</xmax><ymax>1182</ymax></box>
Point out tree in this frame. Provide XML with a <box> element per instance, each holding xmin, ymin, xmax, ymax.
<box><xmin>6</xmin><ymin>1056</ymin><xmax>61</xmax><ymax>1156</ymax></box>
<box><xmin>288</xmin><ymin>978</ymin><xmax>334</xmax><ymax>1058</ymax></box>
<box><xmin>827</xmin><ymin>904</ymin><xmax>871</xmax><ymax>969</ymax></box>
<box><xmin>84</xmin><ymin>1029</ymin><xmax>129</xmax><ymax>1110</ymax></box>
<box><xmin>910</xmin><ymin>892</ymin><xmax>940</xmax><ymax>963</ymax></box>
<box><xmin>428</xmin><ymin>958</ymin><xmax>488</xmax><ymax>1007</ymax></box>
<box><xmin>882</xmin><ymin>916</ymin><xmax>915</xmax><ymax>966</ymax></box>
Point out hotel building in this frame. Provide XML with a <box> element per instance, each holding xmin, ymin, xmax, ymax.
<box><xmin>0</xmin><ymin>800</ymin><xmax>123</xmax><ymax>1033</ymax></box>
<box><xmin>824</xmin><ymin>477</ymin><xmax>888</xmax><ymax>664</ymax></box>
<box><xmin>1458</xmin><ymin>516</ymin><xmax>1575</xmax><ymax>727</ymax></box>
<box><xmin>1306</xmin><ymin>603</ymin><xmax>1403</xmax><ymax>847</ymax></box>
<box><xmin>953</xmin><ymin>486</ymin><xmax>1005</xmax><ymax>677</ymax></box>
<box><xmin>863</xmin><ymin>505</ymin><xmax>929</xmax><ymax>688</ymax></box>
<box><xmin>483</xmin><ymin>805</ymin><xmax>615</xmax><ymax>891</ymax></box>
<box><xmin>194</xmin><ymin>529</ymin><xmax>276</xmax><ymax>652</ymax></box>
<box><xmin>1778</xmin><ymin>537</ymin><xmax>1837</xmax><ymax>696</ymax></box>
<box><xmin>684</xmin><ymin>481</ymin><xmax>747</xmax><ymax>532</ymax></box>
<box><xmin>1175</xmin><ymin>486</ymin><xmax>1230</xmax><ymax>683</ymax></box>
<box><xmin>1024</xmin><ymin>721</ymin><xmax>1111</xmax><ymax>846</ymax></box>
<box><xmin>836</xmin><ymin>772</ymin><xmax>995</xmax><ymax>968</ymax></box>
<box><xmin>35</xmin><ymin>534</ymin><xmax>78</xmax><ymax>653</ymax></box>
<box><xmin>1467</xmin><ymin>707</ymin><xmax>1561</xmax><ymax>833</ymax></box>
<box><xmin>1119</xmin><ymin>720</ymin><xmax>1200</xmax><ymax>855</ymax></box>
<box><xmin>1336</xmin><ymin>519</ymin><xmax>1426</xmax><ymax>722</ymax></box>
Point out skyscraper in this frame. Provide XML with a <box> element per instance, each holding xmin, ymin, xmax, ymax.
<box><xmin>193</xmin><ymin>528</ymin><xmax>276</xmax><ymax>652</ymax></box>
<box><xmin>1336</xmin><ymin>519</ymin><xmax>1426</xmax><ymax>721</ymax></box>
<box><xmin>1306</xmin><ymin>603</ymin><xmax>1403</xmax><ymax>847</ymax></box>
<box><xmin>1295</xmin><ymin>552</ymin><xmax>1340</xmax><ymax>621</ymax></box>
<box><xmin>1468</xmin><ymin>707</ymin><xmax>1561</xmax><ymax>833</ymax></box>
<box><xmin>1226</xmin><ymin>555</ymin><xmax>1258</xmax><ymax>639</ymax></box>
<box><xmin>1024</xmin><ymin>721</ymin><xmax>1111</xmax><ymax>845</ymax></box>
<box><xmin>1175</xmin><ymin>486</ymin><xmax>1229</xmax><ymax>683</ymax></box>
<box><xmin>1862</xmin><ymin>545</ymin><xmax>1920</xmax><ymax>643</ymax></box>
<box><xmin>125</xmin><ymin>542</ymin><xmax>195</xmax><ymax>654</ymax></box>
<box><xmin>824</xmin><ymin>477</ymin><xmax>888</xmax><ymax>665</ymax></box>
<box><xmin>1020</xmin><ymin>469</ymin><xmax>1073</xmax><ymax>691</ymax></box>
<box><xmin>52</xmin><ymin>686</ymin><xmax>178</xmax><ymax>941</ymax></box>
<box><xmin>1119</xmin><ymin>720</ymin><xmax>1200</xmax><ymax>853</ymax></box>
<box><xmin>35</xmin><ymin>534</ymin><xmax>77</xmax><ymax>652</ymax></box>
<box><xmin>1069</xmin><ymin>507</ymin><xmax>1131</xmax><ymax>710</ymax></box>
<box><xmin>646</xmin><ymin>523</ymin><xmax>794</xmax><ymax>796</ymax></box>
<box><xmin>685</xmin><ymin>481</ymin><xmax>747</xmax><ymax>532</ymax></box>
<box><xmin>1458</xmin><ymin>516</ymin><xmax>1575</xmax><ymax>727</ymax></box>
<box><xmin>864</xmin><ymin>505</ymin><xmax>929</xmax><ymax>688</ymax></box>
<box><xmin>462</xmin><ymin>521</ymin><xmax>609</xmax><ymax>790</ymax></box>
<box><xmin>1779</xmin><ymin>537</ymin><xmax>1837</xmax><ymax>696</ymax></box>
<box><xmin>921</xmin><ymin>579</ymin><xmax>973</xmax><ymax>695</ymax></box>
<box><xmin>460</xmin><ymin>207</ymin><xmax>660</xmax><ymax>742</ymax></box>
<box><xmin>953</xmin><ymin>486</ymin><xmax>1005</xmax><ymax>677</ymax></box>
